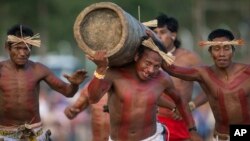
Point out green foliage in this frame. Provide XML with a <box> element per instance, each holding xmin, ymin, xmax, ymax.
<box><xmin>1</xmin><ymin>0</ymin><xmax>250</xmax><ymax>62</ymax></box>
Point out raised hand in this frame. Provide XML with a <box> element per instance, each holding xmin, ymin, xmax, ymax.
<box><xmin>190</xmin><ymin>131</ymin><xmax>204</xmax><ymax>141</ymax></box>
<box><xmin>64</xmin><ymin>106</ymin><xmax>81</xmax><ymax>119</ymax></box>
<box><xmin>87</xmin><ymin>50</ymin><xmax>109</xmax><ymax>74</ymax></box>
<box><xmin>64</xmin><ymin>69</ymin><xmax>87</xmax><ymax>85</ymax></box>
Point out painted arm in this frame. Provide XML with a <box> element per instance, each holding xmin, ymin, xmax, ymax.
<box><xmin>42</xmin><ymin>63</ymin><xmax>87</xmax><ymax>97</ymax></box>
<box><xmin>162</xmin><ymin>62</ymin><xmax>202</xmax><ymax>82</ymax></box>
<box><xmin>157</xmin><ymin>94</ymin><xmax>182</xmax><ymax>120</ymax></box>
<box><xmin>185</xmin><ymin>52</ymin><xmax>208</xmax><ymax>110</ymax></box>
<box><xmin>164</xmin><ymin>75</ymin><xmax>203</xmax><ymax>141</ymax></box>
<box><xmin>189</xmin><ymin>92</ymin><xmax>208</xmax><ymax>111</ymax></box>
<box><xmin>87</xmin><ymin>51</ymin><xmax>112</xmax><ymax>104</ymax></box>
<box><xmin>64</xmin><ymin>86</ymin><xmax>90</xmax><ymax>119</ymax></box>
<box><xmin>157</xmin><ymin>94</ymin><xmax>176</xmax><ymax>110</ymax></box>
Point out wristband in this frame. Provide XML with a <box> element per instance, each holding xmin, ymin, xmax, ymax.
<box><xmin>188</xmin><ymin>101</ymin><xmax>196</xmax><ymax>111</ymax></box>
<box><xmin>94</xmin><ymin>70</ymin><xmax>105</xmax><ymax>79</ymax></box>
<box><xmin>171</xmin><ymin>107</ymin><xmax>177</xmax><ymax>113</ymax></box>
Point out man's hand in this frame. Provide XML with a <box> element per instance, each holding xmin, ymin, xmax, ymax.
<box><xmin>87</xmin><ymin>50</ymin><xmax>109</xmax><ymax>74</ymax></box>
<box><xmin>190</xmin><ymin>130</ymin><xmax>203</xmax><ymax>141</ymax></box>
<box><xmin>64</xmin><ymin>69</ymin><xmax>87</xmax><ymax>85</ymax></box>
<box><xmin>145</xmin><ymin>30</ymin><xmax>160</xmax><ymax>43</ymax></box>
<box><xmin>64</xmin><ymin>106</ymin><xmax>81</xmax><ymax>119</ymax></box>
<box><xmin>172</xmin><ymin>108</ymin><xmax>182</xmax><ymax>120</ymax></box>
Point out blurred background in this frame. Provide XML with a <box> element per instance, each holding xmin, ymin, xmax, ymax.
<box><xmin>1</xmin><ymin>0</ymin><xmax>250</xmax><ymax>140</ymax></box>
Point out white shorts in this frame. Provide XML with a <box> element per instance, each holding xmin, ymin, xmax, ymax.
<box><xmin>213</xmin><ymin>136</ymin><xmax>230</xmax><ymax>141</ymax></box>
<box><xmin>213</xmin><ymin>131</ymin><xmax>230</xmax><ymax>141</ymax></box>
<box><xmin>109</xmin><ymin>122</ymin><xmax>167</xmax><ymax>141</ymax></box>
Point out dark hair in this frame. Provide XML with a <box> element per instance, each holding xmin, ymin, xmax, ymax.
<box><xmin>137</xmin><ymin>45</ymin><xmax>146</xmax><ymax>58</ymax></box>
<box><xmin>155</xmin><ymin>13</ymin><xmax>181</xmax><ymax>48</ymax></box>
<box><xmin>137</xmin><ymin>36</ymin><xmax>166</xmax><ymax>58</ymax></box>
<box><xmin>208</xmin><ymin>28</ymin><xmax>235</xmax><ymax>52</ymax></box>
<box><xmin>6</xmin><ymin>24</ymin><xmax>34</xmax><ymax>48</ymax></box>
<box><xmin>208</xmin><ymin>29</ymin><xmax>234</xmax><ymax>41</ymax></box>
<box><xmin>7</xmin><ymin>24</ymin><xmax>34</xmax><ymax>37</ymax></box>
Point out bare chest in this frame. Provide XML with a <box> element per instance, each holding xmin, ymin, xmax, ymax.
<box><xmin>112</xmin><ymin>78</ymin><xmax>163</xmax><ymax>105</ymax></box>
<box><xmin>0</xmin><ymin>69</ymin><xmax>40</xmax><ymax>94</ymax></box>
<box><xmin>203</xmin><ymin>68</ymin><xmax>250</xmax><ymax>99</ymax></box>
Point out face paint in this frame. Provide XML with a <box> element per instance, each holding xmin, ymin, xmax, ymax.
<box><xmin>135</xmin><ymin>49</ymin><xmax>162</xmax><ymax>81</ymax></box>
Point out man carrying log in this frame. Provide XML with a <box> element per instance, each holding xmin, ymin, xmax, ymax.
<box><xmin>87</xmin><ymin>35</ymin><xmax>202</xmax><ymax>141</ymax></box>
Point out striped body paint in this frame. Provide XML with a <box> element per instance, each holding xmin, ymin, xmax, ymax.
<box><xmin>205</xmin><ymin>66</ymin><xmax>250</xmax><ymax>132</ymax></box>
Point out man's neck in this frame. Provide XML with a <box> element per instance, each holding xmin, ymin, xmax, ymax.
<box><xmin>167</xmin><ymin>46</ymin><xmax>176</xmax><ymax>54</ymax></box>
<box><xmin>168</xmin><ymin>46</ymin><xmax>176</xmax><ymax>54</ymax></box>
<box><xmin>9</xmin><ymin>60</ymin><xmax>28</xmax><ymax>71</ymax></box>
<box><xmin>214</xmin><ymin>62</ymin><xmax>234</xmax><ymax>81</ymax></box>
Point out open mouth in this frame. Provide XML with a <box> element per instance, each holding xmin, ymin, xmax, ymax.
<box><xmin>143</xmin><ymin>72</ymin><xmax>152</xmax><ymax>79</ymax></box>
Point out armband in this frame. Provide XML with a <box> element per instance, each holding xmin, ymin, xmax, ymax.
<box><xmin>94</xmin><ymin>70</ymin><xmax>105</xmax><ymax>79</ymax></box>
<box><xmin>171</xmin><ymin>107</ymin><xmax>177</xmax><ymax>113</ymax></box>
<box><xmin>188</xmin><ymin>101</ymin><xmax>196</xmax><ymax>111</ymax></box>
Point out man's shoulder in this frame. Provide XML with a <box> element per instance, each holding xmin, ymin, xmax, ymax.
<box><xmin>0</xmin><ymin>60</ymin><xmax>6</xmax><ymax>70</ymax></box>
<box><xmin>158</xmin><ymin>70</ymin><xmax>171</xmax><ymax>81</ymax></box>
<box><xmin>28</xmin><ymin>60</ymin><xmax>49</xmax><ymax>71</ymax></box>
<box><xmin>175</xmin><ymin>48</ymin><xmax>202</xmax><ymax>65</ymax></box>
<box><xmin>157</xmin><ymin>70</ymin><xmax>176</xmax><ymax>88</ymax></box>
<box><xmin>0</xmin><ymin>60</ymin><xmax>6</xmax><ymax>65</ymax></box>
<box><xmin>0</xmin><ymin>60</ymin><xmax>11</xmax><ymax>68</ymax></box>
<box><xmin>28</xmin><ymin>60</ymin><xmax>43</xmax><ymax>67</ymax></box>
<box><xmin>109</xmin><ymin>65</ymin><xmax>131</xmax><ymax>75</ymax></box>
<box><xmin>176</xmin><ymin>48</ymin><xmax>199</xmax><ymax>58</ymax></box>
<box><xmin>235</xmin><ymin>63</ymin><xmax>250</xmax><ymax>72</ymax></box>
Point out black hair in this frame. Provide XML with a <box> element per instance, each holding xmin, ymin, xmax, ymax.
<box><xmin>208</xmin><ymin>28</ymin><xmax>235</xmax><ymax>52</ymax></box>
<box><xmin>7</xmin><ymin>24</ymin><xmax>34</xmax><ymax>37</ymax></box>
<box><xmin>6</xmin><ymin>24</ymin><xmax>34</xmax><ymax>48</ymax></box>
<box><xmin>155</xmin><ymin>13</ymin><xmax>181</xmax><ymax>48</ymax></box>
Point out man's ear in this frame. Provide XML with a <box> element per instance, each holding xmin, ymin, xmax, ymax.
<box><xmin>171</xmin><ymin>32</ymin><xmax>177</xmax><ymax>40</ymax></box>
<box><xmin>134</xmin><ymin>53</ymin><xmax>139</xmax><ymax>62</ymax></box>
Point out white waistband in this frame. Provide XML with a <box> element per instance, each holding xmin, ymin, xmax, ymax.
<box><xmin>109</xmin><ymin>122</ymin><xmax>167</xmax><ymax>141</ymax></box>
<box><xmin>0</xmin><ymin>122</ymin><xmax>42</xmax><ymax>131</ymax></box>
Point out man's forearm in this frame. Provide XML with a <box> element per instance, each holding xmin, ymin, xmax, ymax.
<box><xmin>66</xmin><ymin>84</ymin><xmax>79</xmax><ymax>97</ymax></box>
<box><xmin>162</xmin><ymin>63</ymin><xmax>199</xmax><ymax>81</ymax></box>
<box><xmin>157</xmin><ymin>95</ymin><xmax>176</xmax><ymax>110</ymax></box>
<box><xmin>177</xmin><ymin>99</ymin><xmax>196</xmax><ymax>129</ymax></box>
<box><xmin>73</xmin><ymin>94</ymin><xmax>90</xmax><ymax>111</ymax></box>
<box><xmin>88</xmin><ymin>77</ymin><xmax>110</xmax><ymax>104</ymax></box>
